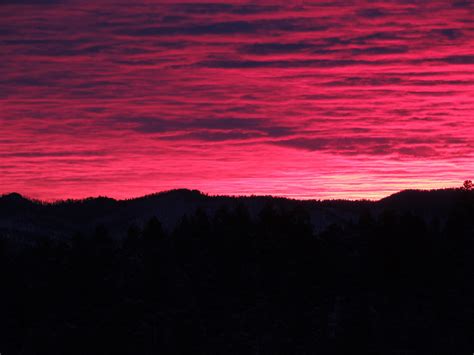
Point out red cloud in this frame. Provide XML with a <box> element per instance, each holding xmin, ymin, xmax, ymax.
<box><xmin>1</xmin><ymin>0</ymin><xmax>473</xmax><ymax>200</ymax></box>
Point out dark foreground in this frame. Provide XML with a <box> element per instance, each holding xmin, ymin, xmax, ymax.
<box><xmin>0</xmin><ymin>189</ymin><xmax>473</xmax><ymax>354</ymax></box>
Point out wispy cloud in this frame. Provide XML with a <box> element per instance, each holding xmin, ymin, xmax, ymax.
<box><xmin>1</xmin><ymin>0</ymin><xmax>473</xmax><ymax>200</ymax></box>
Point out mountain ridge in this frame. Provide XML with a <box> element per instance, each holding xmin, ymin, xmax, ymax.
<box><xmin>0</xmin><ymin>187</ymin><xmax>470</xmax><ymax>244</ymax></box>
<box><xmin>0</xmin><ymin>186</ymin><xmax>463</xmax><ymax>205</ymax></box>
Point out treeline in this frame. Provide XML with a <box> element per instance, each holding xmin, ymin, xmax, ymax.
<box><xmin>0</xmin><ymin>192</ymin><xmax>473</xmax><ymax>354</ymax></box>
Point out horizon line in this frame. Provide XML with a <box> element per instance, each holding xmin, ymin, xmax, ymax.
<box><xmin>1</xmin><ymin>185</ymin><xmax>466</xmax><ymax>205</ymax></box>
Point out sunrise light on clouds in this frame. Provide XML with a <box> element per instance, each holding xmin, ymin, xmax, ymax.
<box><xmin>1</xmin><ymin>0</ymin><xmax>473</xmax><ymax>200</ymax></box>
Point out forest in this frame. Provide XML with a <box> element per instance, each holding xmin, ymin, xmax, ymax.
<box><xmin>0</xmin><ymin>187</ymin><xmax>473</xmax><ymax>354</ymax></box>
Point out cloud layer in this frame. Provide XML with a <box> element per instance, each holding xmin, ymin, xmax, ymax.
<box><xmin>1</xmin><ymin>0</ymin><xmax>473</xmax><ymax>200</ymax></box>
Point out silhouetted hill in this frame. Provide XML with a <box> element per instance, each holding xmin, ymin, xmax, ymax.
<box><xmin>1</xmin><ymin>187</ymin><xmax>473</xmax><ymax>354</ymax></box>
<box><xmin>0</xmin><ymin>188</ymin><xmax>469</xmax><ymax>245</ymax></box>
<box><xmin>379</xmin><ymin>188</ymin><xmax>462</xmax><ymax>213</ymax></box>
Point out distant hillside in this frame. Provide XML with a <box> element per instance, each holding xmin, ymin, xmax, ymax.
<box><xmin>0</xmin><ymin>188</ymin><xmax>468</xmax><ymax>243</ymax></box>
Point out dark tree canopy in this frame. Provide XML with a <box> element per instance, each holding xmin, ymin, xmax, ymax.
<box><xmin>0</xmin><ymin>193</ymin><xmax>473</xmax><ymax>354</ymax></box>
<box><xmin>462</xmin><ymin>179</ymin><xmax>473</xmax><ymax>190</ymax></box>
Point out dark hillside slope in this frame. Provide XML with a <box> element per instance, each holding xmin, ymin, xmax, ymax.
<box><xmin>0</xmin><ymin>189</ymin><xmax>356</xmax><ymax>242</ymax></box>
<box><xmin>0</xmin><ymin>188</ymin><xmax>469</xmax><ymax>244</ymax></box>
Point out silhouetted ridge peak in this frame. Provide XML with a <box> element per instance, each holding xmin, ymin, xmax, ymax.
<box><xmin>380</xmin><ymin>188</ymin><xmax>459</xmax><ymax>202</ymax></box>
<box><xmin>158</xmin><ymin>188</ymin><xmax>204</xmax><ymax>197</ymax></box>
<box><xmin>0</xmin><ymin>192</ymin><xmax>35</xmax><ymax>205</ymax></box>
<box><xmin>0</xmin><ymin>192</ymin><xmax>39</xmax><ymax>213</ymax></box>
<box><xmin>2</xmin><ymin>192</ymin><xmax>25</xmax><ymax>200</ymax></box>
<box><xmin>378</xmin><ymin>188</ymin><xmax>462</xmax><ymax>214</ymax></box>
<box><xmin>139</xmin><ymin>188</ymin><xmax>206</xmax><ymax>201</ymax></box>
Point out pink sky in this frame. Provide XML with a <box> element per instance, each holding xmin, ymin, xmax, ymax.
<box><xmin>1</xmin><ymin>0</ymin><xmax>473</xmax><ymax>200</ymax></box>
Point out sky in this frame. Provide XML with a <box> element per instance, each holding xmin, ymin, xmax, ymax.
<box><xmin>1</xmin><ymin>0</ymin><xmax>473</xmax><ymax>201</ymax></box>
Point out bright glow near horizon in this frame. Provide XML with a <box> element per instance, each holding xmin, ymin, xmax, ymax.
<box><xmin>1</xmin><ymin>1</ymin><xmax>473</xmax><ymax>201</ymax></box>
